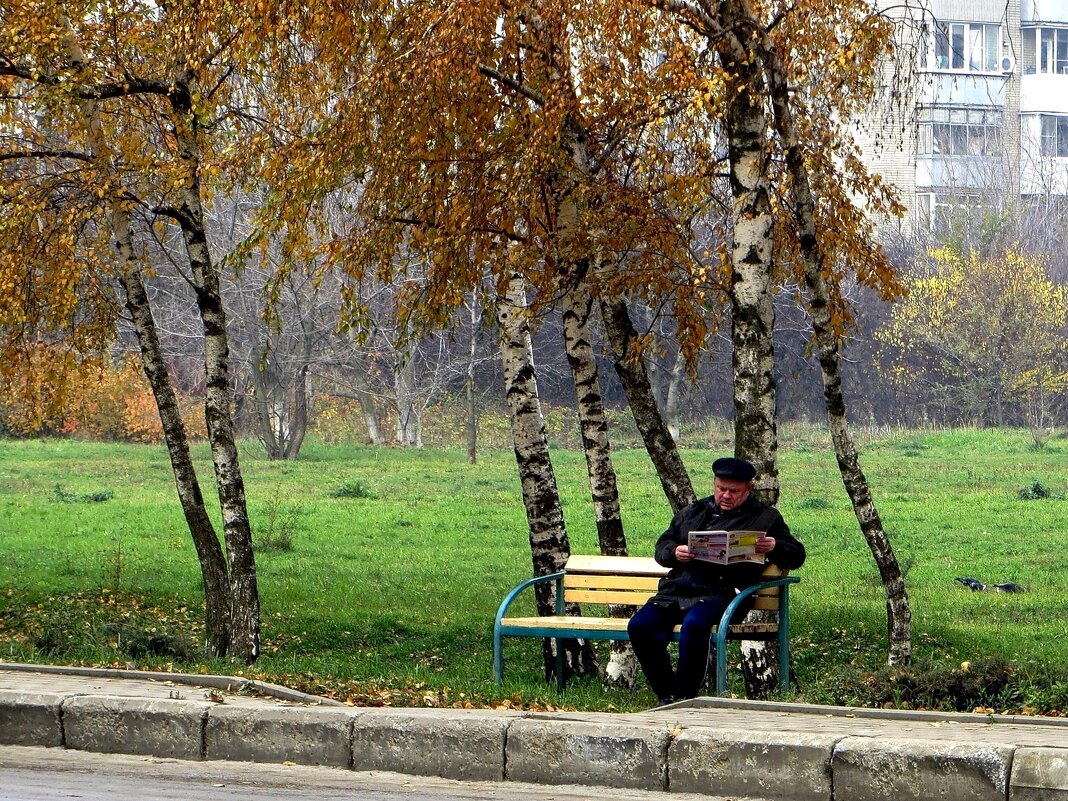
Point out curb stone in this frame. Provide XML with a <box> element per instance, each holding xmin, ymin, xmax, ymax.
<box><xmin>831</xmin><ymin>736</ymin><xmax>1014</xmax><ymax>801</ymax></box>
<box><xmin>205</xmin><ymin>705</ymin><xmax>358</xmax><ymax>767</ymax></box>
<box><xmin>1010</xmin><ymin>747</ymin><xmax>1068</xmax><ymax>801</ymax></box>
<box><xmin>4</xmin><ymin>665</ymin><xmax>1068</xmax><ymax>800</ymax></box>
<box><xmin>0</xmin><ymin>691</ymin><xmax>64</xmax><ymax>747</ymax></box>
<box><xmin>351</xmin><ymin>708</ymin><xmax>517</xmax><ymax>782</ymax></box>
<box><xmin>505</xmin><ymin>718</ymin><xmax>673</xmax><ymax>791</ymax></box>
<box><xmin>669</xmin><ymin>728</ymin><xmax>838</xmax><ymax>801</ymax></box>
<box><xmin>63</xmin><ymin>695</ymin><xmax>211</xmax><ymax>760</ymax></box>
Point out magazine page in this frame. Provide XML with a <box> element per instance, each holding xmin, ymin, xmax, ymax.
<box><xmin>687</xmin><ymin>530</ymin><xmax>766</xmax><ymax>565</ymax></box>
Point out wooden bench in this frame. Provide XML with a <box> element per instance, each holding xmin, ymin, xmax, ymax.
<box><xmin>492</xmin><ymin>554</ymin><xmax>798</xmax><ymax>695</ymax></box>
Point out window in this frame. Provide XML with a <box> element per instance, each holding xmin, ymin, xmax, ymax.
<box><xmin>915</xmin><ymin>192</ymin><xmax>985</xmax><ymax>231</ymax></box>
<box><xmin>1040</xmin><ymin>116</ymin><xmax>1068</xmax><ymax>157</ymax></box>
<box><xmin>919</xmin><ymin>109</ymin><xmax>1002</xmax><ymax>156</ymax></box>
<box><xmin>929</xmin><ymin>122</ymin><xmax>1001</xmax><ymax>155</ymax></box>
<box><xmin>925</xmin><ymin>21</ymin><xmax>1001</xmax><ymax>72</ymax></box>
<box><xmin>1039</xmin><ymin>28</ymin><xmax>1068</xmax><ymax>74</ymax></box>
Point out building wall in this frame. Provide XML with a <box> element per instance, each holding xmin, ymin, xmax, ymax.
<box><xmin>862</xmin><ymin>0</ymin><xmax>1068</xmax><ymax>229</ymax></box>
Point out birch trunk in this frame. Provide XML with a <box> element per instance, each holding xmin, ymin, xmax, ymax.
<box><xmin>664</xmin><ymin>348</ymin><xmax>687</xmax><ymax>444</ymax></box>
<box><xmin>496</xmin><ymin>273</ymin><xmax>597</xmax><ymax>683</ymax></box>
<box><xmin>560</xmin><ymin>276</ymin><xmax>635</xmax><ymax>687</ymax></box>
<box><xmin>466</xmin><ymin>294</ymin><xmax>480</xmax><ymax>464</ymax></box>
<box><xmin>393</xmin><ymin>340</ymin><xmax>421</xmax><ymax>447</ymax></box>
<box><xmin>118</xmin><ymin>252</ymin><xmax>233</xmax><ymax>657</ymax></box>
<box><xmin>600</xmin><ymin>298</ymin><xmax>696</xmax><ymax>514</ymax></box>
<box><xmin>62</xmin><ymin>22</ymin><xmax>232</xmax><ymax>656</ymax></box>
<box><xmin>350</xmin><ymin>350</ymin><xmax>385</xmax><ymax>445</ymax></box>
<box><xmin>716</xmin><ymin>25</ymin><xmax>781</xmax><ymax>696</ymax></box>
<box><xmin>555</xmin><ymin>97</ymin><xmax>695</xmax><ymax>515</ymax></box>
<box><xmin>748</xmin><ymin>0</ymin><xmax>912</xmax><ymax>665</ymax></box>
<box><xmin>170</xmin><ymin>85</ymin><xmax>261</xmax><ymax>664</ymax></box>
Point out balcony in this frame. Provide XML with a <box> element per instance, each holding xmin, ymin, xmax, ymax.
<box><xmin>1022</xmin><ymin>0</ymin><xmax>1068</xmax><ymax>23</ymax></box>
<box><xmin>1019</xmin><ymin>156</ymin><xmax>1068</xmax><ymax>194</ymax></box>
<box><xmin>916</xmin><ymin>155</ymin><xmax>1009</xmax><ymax>189</ymax></box>
<box><xmin>1021</xmin><ymin>73</ymin><xmax>1068</xmax><ymax>113</ymax></box>
<box><xmin>917</xmin><ymin>73</ymin><xmax>1007</xmax><ymax>107</ymax></box>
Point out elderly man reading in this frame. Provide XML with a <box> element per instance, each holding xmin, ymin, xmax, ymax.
<box><xmin>627</xmin><ymin>457</ymin><xmax>806</xmax><ymax>704</ymax></box>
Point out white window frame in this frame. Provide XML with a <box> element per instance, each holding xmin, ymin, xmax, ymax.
<box><xmin>918</xmin><ymin>108</ymin><xmax>1002</xmax><ymax>156</ymax></box>
<box><xmin>1040</xmin><ymin>115</ymin><xmax>1068</xmax><ymax>157</ymax></box>
<box><xmin>914</xmin><ymin>192</ymin><xmax>985</xmax><ymax>230</ymax></box>
<box><xmin>921</xmin><ymin>21</ymin><xmax>1002</xmax><ymax>73</ymax></box>
<box><xmin>1038</xmin><ymin>27</ymin><xmax>1068</xmax><ymax>75</ymax></box>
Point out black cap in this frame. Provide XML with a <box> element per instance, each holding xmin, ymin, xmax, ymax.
<box><xmin>712</xmin><ymin>457</ymin><xmax>756</xmax><ymax>482</ymax></box>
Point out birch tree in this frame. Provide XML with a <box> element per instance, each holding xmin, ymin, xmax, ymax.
<box><xmin>1</xmin><ymin>1</ymin><xmax>264</xmax><ymax>660</ymax></box>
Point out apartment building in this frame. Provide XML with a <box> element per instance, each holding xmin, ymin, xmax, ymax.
<box><xmin>860</xmin><ymin>0</ymin><xmax>1068</xmax><ymax>228</ymax></box>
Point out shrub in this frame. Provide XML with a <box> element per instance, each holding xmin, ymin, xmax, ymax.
<box><xmin>53</xmin><ymin>484</ymin><xmax>114</xmax><ymax>504</ymax></box>
<box><xmin>1018</xmin><ymin>481</ymin><xmax>1061</xmax><ymax>500</ymax></box>
<box><xmin>254</xmin><ymin>489</ymin><xmax>305</xmax><ymax>552</ymax></box>
<box><xmin>329</xmin><ymin>479</ymin><xmax>377</xmax><ymax>499</ymax></box>
<box><xmin>0</xmin><ymin>348</ymin><xmax>206</xmax><ymax>443</ymax></box>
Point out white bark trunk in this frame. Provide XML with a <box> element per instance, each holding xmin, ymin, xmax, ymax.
<box><xmin>60</xmin><ymin>20</ymin><xmax>232</xmax><ymax>655</ymax></box>
<box><xmin>170</xmin><ymin>84</ymin><xmax>261</xmax><ymax>664</ymax></box>
<box><xmin>745</xmin><ymin>0</ymin><xmax>912</xmax><ymax>665</ymax></box>
<box><xmin>495</xmin><ymin>272</ymin><xmax>597</xmax><ymax>682</ymax></box>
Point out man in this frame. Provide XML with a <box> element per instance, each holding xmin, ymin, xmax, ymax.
<box><xmin>627</xmin><ymin>456</ymin><xmax>805</xmax><ymax>704</ymax></box>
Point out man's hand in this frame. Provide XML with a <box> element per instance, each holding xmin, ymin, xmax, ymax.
<box><xmin>754</xmin><ymin>536</ymin><xmax>776</xmax><ymax>554</ymax></box>
<box><xmin>674</xmin><ymin>544</ymin><xmax>696</xmax><ymax>562</ymax></box>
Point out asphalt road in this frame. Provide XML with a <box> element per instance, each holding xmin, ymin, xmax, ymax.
<box><xmin>0</xmin><ymin>747</ymin><xmax>737</xmax><ymax>801</ymax></box>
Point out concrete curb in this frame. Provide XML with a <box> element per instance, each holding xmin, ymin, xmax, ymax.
<box><xmin>3</xmin><ymin>674</ymin><xmax>1068</xmax><ymax>800</ymax></box>
<box><xmin>669</xmin><ymin>728</ymin><xmax>838</xmax><ymax>801</ymax></box>
<box><xmin>0</xmin><ymin>662</ymin><xmax>341</xmax><ymax>707</ymax></box>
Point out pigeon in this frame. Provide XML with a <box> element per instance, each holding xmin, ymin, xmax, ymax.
<box><xmin>994</xmin><ymin>582</ymin><xmax>1026</xmax><ymax>594</ymax></box>
<box><xmin>955</xmin><ymin>577</ymin><xmax>987</xmax><ymax>591</ymax></box>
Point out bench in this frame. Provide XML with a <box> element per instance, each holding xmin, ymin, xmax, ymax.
<box><xmin>492</xmin><ymin>554</ymin><xmax>798</xmax><ymax>695</ymax></box>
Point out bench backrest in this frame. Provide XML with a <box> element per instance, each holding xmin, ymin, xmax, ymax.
<box><xmin>561</xmin><ymin>554</ymin><xmax>786</xmax><ymax>612</ymax></box>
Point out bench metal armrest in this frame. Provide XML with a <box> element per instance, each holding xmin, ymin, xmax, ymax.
<box><xmin>713</xmin><ymin>576</ymin><xmax>800</xmax><ymax>696</ymax></box>
<box><xmin>492</xmin><ymin>571</ymin><xmax>565</xmax><ymax>684</ymax></box>
<box><xmin>493</xmin><ymin>571</ymin><xmax>565</xmax><ymax>625</ymax></box>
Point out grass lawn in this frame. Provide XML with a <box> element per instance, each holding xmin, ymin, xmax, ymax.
<box><xmin>1</xmin><ymin>426</ymin><xmax>1066</xmax><ymax>713</ymax></box>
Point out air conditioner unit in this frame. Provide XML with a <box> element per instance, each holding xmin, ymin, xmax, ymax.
<box><xmin>1002</xmin><ymin>55</ymin><xmax>1016</xmax><ymax>74</ymax></box>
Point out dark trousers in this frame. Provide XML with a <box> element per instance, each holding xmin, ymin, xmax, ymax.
<box><xmin>627</xmin><ymin>596</ymin><xmax>742</xmax><ymax>702</ymax></box>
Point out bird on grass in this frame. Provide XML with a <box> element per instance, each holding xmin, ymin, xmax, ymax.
<box><xmin>994</xmin><ymin>582</ymin><xmax>1026</xmax><ymax>594</ymax></box>
<box><xmin>955</xmin><ymin>577</ymin><xmax>987</xmax><ymax>591</ymax></box>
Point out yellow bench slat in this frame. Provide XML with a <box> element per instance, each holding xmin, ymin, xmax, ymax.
<box><xmin>564</xmin><ymin>555</ymin><xmax>667</xmax><ymax>576</ymax></box>
<box><xmin>564</xmin><ymin>588</ymin><xmax>656</xmax><ymax>605</ymax></box>
<box><xmin>563</xmin><ymin>574</ymin><xmax>662</xmax><ymax>591</ymax></box>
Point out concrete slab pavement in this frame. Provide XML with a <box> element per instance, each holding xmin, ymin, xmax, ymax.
<box><xmin>2</xmin><ymin>662</ymin><xmax>1067</xmax><ymax>800</ymax></box>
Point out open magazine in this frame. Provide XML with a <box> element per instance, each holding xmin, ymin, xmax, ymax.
<box><xmin>687</xmin><ymin>530</ymin><xmax>766</xmax><ymax>565</ymax></box>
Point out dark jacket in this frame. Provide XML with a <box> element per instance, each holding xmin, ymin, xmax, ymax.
<box><xmin>651</xmin><ymin>493</ymin><xmax>805</xmax><ymax>608</ymax></box>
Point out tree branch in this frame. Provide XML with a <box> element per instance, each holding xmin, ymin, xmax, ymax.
<box><xmin>0</xmin><ymin>149</ymin><xmax>92</xmax><ymax>163</ymax></box>
<box><xmin>0</xmin><ymin>61</ymin><xmax>175</xmax><ymax>99</ymax></box>
<box><xmin>477</xmin><ymin>65</ymin><xmax>545</xmax><ymax>106</ymax></box>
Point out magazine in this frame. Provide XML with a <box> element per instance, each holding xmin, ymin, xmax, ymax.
<box><xmin>687</xmin><ymin>530</ymin><xmax>766</xmax><ymax>565</ymax></box>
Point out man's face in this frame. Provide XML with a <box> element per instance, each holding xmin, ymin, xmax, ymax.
<box><xmin>713</xmin><ymin>476</ymin><xmax>751</xmax><ymax>511</ymax></box>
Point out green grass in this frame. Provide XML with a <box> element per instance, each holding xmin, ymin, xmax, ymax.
<box><xmin>1</xmin><ymin>427</ymin><xmax>1066</xmax><ymax>713</ymax></box>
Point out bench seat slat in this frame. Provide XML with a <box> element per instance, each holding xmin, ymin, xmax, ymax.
<box><xmin>564</xmin><ymin>589</ymin><xmax>657</xmax><ymax>605</ymax></box>
<box><xmin>564</xmin><ymin>555</ymin><xmax>667</xmax><ymax>576</ymax></box>
<box><xmin>563</xmin><ymin>574</ymin><xmax>663</xmax><ymax>591</ymax></box>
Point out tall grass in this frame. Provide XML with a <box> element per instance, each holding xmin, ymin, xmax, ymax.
<box><xmin>1</xmin><ymin>427</ymin><xmax>1066</xmax><ymax>711</ymax></box>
